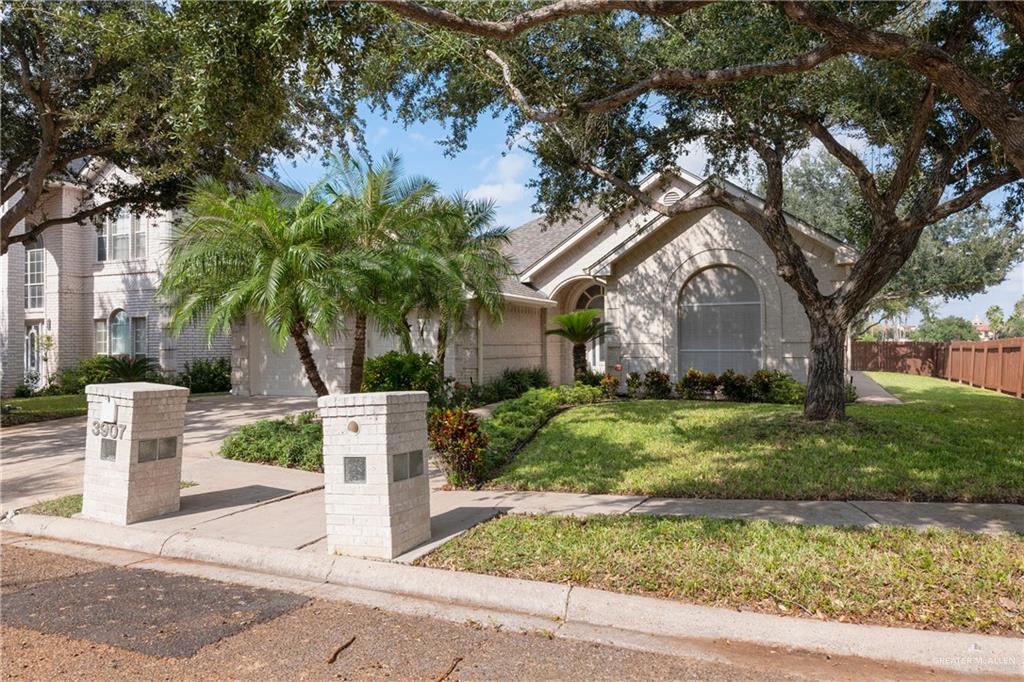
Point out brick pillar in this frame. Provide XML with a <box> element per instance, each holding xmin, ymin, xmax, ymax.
<box><xmin>318</xmin><ymin>391</ymin><xmax>431</xmax><ymax>559</ymax></box>
<box><xmin>81</xmin><ymin>382</ymin><xmax>189</xmax><ymax>525</ymax></box>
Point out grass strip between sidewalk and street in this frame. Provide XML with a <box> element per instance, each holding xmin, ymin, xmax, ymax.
<box><xmin>418</xmin><ymin>514</ymin><xmax>1024</xmax><ymax>636</ymax></box>
<box><xmin>22</xmin><ymin>482</ymin><xmax>199</xmax><ymax>517</ymax></box>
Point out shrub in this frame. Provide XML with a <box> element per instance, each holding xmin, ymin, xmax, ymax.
<box><xmin>625</xmin><ymin>372</ymin><xmax>643</xmax><ymax>398</ymax></box>
<box><xmin>446</xmin><ymin>367</ymin><xmax>550</xmax><ymax>409</ymax></box>
<box><xmin>844</xmin><ymin>377</ymin><xmax>858</xmax><ymax>403</ymax></box>
<box><xmin>48</xmin><ymin>356</ymin><xmax>112</xmax><ymax>394</ymax></box>
<box><xmin>101</xmin><ymin>355</ymin><xmax>161</xmax><ymax>381</ymax></box>
<box><xmin>13</xmin><ymin>383</ymin><xmax>33</xmax><ymax>398</ymax></box>
<box><xmin>643</xmin><ymin>369</ymin><xmax>672</xmax><ymax>399</ymax></box>
<box><xmin>180</xmin><ymin>357</ymin><xmax>231</xmax><ymax>393</ymax></box>
<box><xmin>362</xmin><ymin>351</ymin><xmax>444</xmax><ymax>405</ymax></box>
<box><xmin>430</xmin><ymin>384</ymin><xmax>605</xmax><ymax>487</ymax></box>
<box><xmin>579</xmin><ymin>370</ymin><xmax>603</xmax><ymax>387</ymax></box>
<box><xmin>428</xmin><ymin>408</ymin><xmax>489</xmax><ymax>486</ymax></box>
<box><xmin>676</xmin><ymin>368</ymin><xmax>720</xmax><ymax>400</ymax></box>
<box><xmin>719</xmin><ymin>369</ymin><xmax>752</xmax><ymax>402</ymax></box>
<box><xmin>220</xmin><ymin>411</ymin><xmax>323</xmax><ymax>471</ymax></box>
<box><xmin>599</xmin><ymin>373</ymin><xmax>620</xmax><ymax>398</ymax></box>
<box><xmin>750</xmin><ymin>369</ymin><xmax>806</xmax><ymax>405</ymax></box>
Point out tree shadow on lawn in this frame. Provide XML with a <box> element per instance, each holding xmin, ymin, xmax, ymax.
<box><xmin>491</xmin><ymin>400</ymin><xmax>1024</xmax><ymax>503</ymax></box>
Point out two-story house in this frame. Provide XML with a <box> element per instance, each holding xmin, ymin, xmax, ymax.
<box><xmin>1</xmin><ymin>161</ymin><xmax>231</xmax><ymax>396</ymax></box>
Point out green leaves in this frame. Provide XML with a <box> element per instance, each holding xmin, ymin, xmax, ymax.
<box><xmin>545</xmin><ymin>309</ymin><xmax>613</xmax><ymax>345</ymax></box>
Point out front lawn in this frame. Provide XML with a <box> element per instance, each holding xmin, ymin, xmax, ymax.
<box><xmin>420</xmin><ymin>514</ymin><xmax>1024</xmax><ymax>635</ymax></box>
<box><xmin>1</xmin><ymin>394</ymin><xmax>88</xmax><ymax>426</ymax></box>
<box><xmin>489</xmin><ymin>373</ymin><xmax>1023</xmax><ymax>502</ymax></box>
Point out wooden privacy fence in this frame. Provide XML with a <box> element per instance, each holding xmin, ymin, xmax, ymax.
<box><xmin>851</xmin><ymin>338</ymin><xmax>1024</xmax><ymax>398</ymax></box>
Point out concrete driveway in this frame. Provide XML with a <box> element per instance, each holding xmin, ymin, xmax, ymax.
<box><xmin>0</xmin><ymin>394</ymin><xmax>318</xmax><ymax>513</ymax></box>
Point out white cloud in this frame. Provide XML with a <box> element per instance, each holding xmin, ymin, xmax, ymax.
<box><xmin>466</xmin><ymin>152</ymin><xmax>529</xmax><ymax>204</ymax></box>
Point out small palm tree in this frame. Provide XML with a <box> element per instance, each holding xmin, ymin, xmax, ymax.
<box><xmin>100</xmin><ymin>355</ymin><xmax>160</xmax><ymax>381</ymax></box>
<box><xmin>160</xmin><ymin>179</ymin><xmax>376</xmax><ymax>397</ymax></box>
<box><xmin>546</xmin><ymin>309</ymin><xmax>614</xmax><ymax>381</ymax></box>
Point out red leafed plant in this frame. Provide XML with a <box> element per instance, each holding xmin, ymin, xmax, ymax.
<box><xmin>428</xmin><ymin>408</ymin><xmax>489</xmax><ymax>487</ymax></box>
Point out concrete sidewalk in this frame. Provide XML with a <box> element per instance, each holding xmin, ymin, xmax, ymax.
<box><xmin>851</xmin><ymin>371</ymin><xmax>903</xmax><ymax>404</ymax></box>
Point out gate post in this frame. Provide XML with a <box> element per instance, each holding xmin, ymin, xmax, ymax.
<box><xmin>81</xmin><ymin>382</ymin><xmax>189</xmax><ymax>525</ymax></box>
<box><xmin>319</xmin><ymin>391</ymin><xmax>431</xmax><ymax>559</ymax></box>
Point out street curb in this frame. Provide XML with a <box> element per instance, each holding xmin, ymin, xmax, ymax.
<box><xmin>4</xmin><ymin>513</ymin><xmax>1021</xmax><ymax>677</ymax></box>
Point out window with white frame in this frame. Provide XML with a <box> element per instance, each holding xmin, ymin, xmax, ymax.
<box><xmin>94</xmin><ymin>319</ymin><xmax>108</xmax><ymax>355</ymax></box>
<box><xmin>110</xmin><ymin>310</ymin><xmax>130</xmax><ymax>355</ymax></box>
<box><xmin>574</xmin><ymin>284</ymin><xmax>606</xmax><ymax>372</ymax></box>
<box><xmin>110</xmin><ymin>212</ymin><xmax>131</xmax><ymax>260</ymax></box>
<box><xmin>24</xmin><ymin>238</ymin><xmax>44</xmax><ymax>309</ymax></box>
<box><xmin>96</xmin><ymin>223</ymin><xmax>107</xmax><ymax>261</ymax></box>
<box><xmin>133</xmin><ymin>216</ymin><xmax>146</xmax><ymax>259</ymax></box>
<box><xmin>132</xmin><ymin>317</ymin><xmax>147</xmax><ymax>358</ymax></box>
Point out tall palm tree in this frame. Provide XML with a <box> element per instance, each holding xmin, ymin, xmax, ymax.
<box><xmin>325</xmin><ymin>152</ymin><xmax>446</xmax><ymax>392</ymax></box>
<box><xmin>421</xmin><ymin>192</ymin><xmax>516</xmax><ymax>376</ymax></box>
<box><xmin>159</xmin><ymin>179</ymin><xmax>376</xmax><ymax>397</ymax></box>
<box><xmin>546</xmin><ymin>309</ymin><xmax>614</xmax><ymax>381</ymax></box>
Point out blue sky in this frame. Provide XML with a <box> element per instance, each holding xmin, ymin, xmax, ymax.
<box><xmin>275</xmin><ymin>107</ymin><xmax>1023</xmax><ymax>325</ymax></box>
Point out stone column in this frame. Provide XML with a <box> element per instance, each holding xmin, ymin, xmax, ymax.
<box><xmin>319</xmin><ymin>391</ymin><xmax>431</xmax><ymax>559</ymax></box>
<box><xmin>81</xmin><ymin>382</ymin><xmax>189</xmax><ymax>525</ymax></box>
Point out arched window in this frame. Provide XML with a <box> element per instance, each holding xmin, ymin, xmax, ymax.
<box><xmin>574</xmin><ymin>284</ymin><xmax>606</xmax><ymax>372</ymax></box>
<box><xmin>110</xmin><ymin>310</ymin><xmax>130</xmax><ymax>355</ymax></box>
<box><xmin>678</xmin><ymin>266</ymin><xmax>762</xmax><ymax>376</ymax></box>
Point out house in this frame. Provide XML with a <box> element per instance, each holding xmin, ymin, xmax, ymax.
<box><xmin>232</xmin><ymin>170</ymin><xmax>856</xmax><ymax>396</ymax></box>
<box><xmin>0</xmin><ymin>161</ymin><xmax>231</xmax><ymax>396</ymax></box>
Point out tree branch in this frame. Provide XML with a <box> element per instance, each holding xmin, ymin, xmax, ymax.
<box><xmin>369</xmin><ymin>0</ymin><xmax>711</xmax><ymax>39</ymax></box>
<box><xmin>923</xmin><ymin>171</ymin><xmax>1021</xmax><ymax>225</ymax></box>
<box><xmin>485</xmin><ymin>43</ymin><xmax>841</xmax><ymax>123</ymax></box>
<box><xmin>782</xmin><ymin>0</ymin><xmax>1024</xmax><ymax>176</ymax></box>
<box><xmin>3</xmin><ymin>195</ymin><xmax>135</xmax><ymax>255</ymax></box>
<box><xmin>797</xmin><ymin>115</ymin><xmax>885</xmax><ymax>217</ymax></box>
<box><xmin>886</xmin><ymin>83</ymin><xmax>936</xmax><ymax>210</ymax></box>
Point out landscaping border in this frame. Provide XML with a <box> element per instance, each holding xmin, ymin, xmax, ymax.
<box><xmin>3</xmin><ymin>512</ymin><xmax>1020</xmax><ymax>677</ymax></box>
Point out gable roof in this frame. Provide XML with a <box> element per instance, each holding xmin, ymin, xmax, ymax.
<box><xmin>513</xmin><ymin>170</ymin><xmax>856</xmax><ymax>285</ymax></box>
<box><xmin>503</xmin><ymin>204</ymin><xmax>600</xmax><ymax>275</ymax></box>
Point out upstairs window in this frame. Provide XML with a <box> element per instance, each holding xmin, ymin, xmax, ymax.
<box><xmin>98</xmin><ymin>211</ymin><xmax>145</xmax><ymax>262</ymax></box>
<box><xmin>24</xmin><ymin>237</ymin><xmax>44</xmax><ymax>309</ymax></box>
<box><xmin>110</xmin><ymin>212</ymin><xmax>131</xmax><ymax>260</ymax></box>
<box><xmin>133</xmin><ymin>216</ymin><xmax>146</xmax><ymax>259</ymax></box>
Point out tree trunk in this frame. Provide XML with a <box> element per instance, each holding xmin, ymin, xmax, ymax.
<box><xmin>435</xmin><ymin>318</ymin><xmax>449</xmax><ymax>382</ymax></box>
<box><xmin>572</xmin><ymin>343</ymin><xmax>588</xmax><ymax>381</ymax></box>
<box><xmin>290</xmin><ymin>325</ymin><xmax>329</xmax><ymax>397</ymax></box>
<box><xmin>349</xmin><ymin>312</ymin><xmax>368</xmax><ymax>393</ymax></box>
<box><xmin>804</xmin><ymin>317</ymin><xmax>848</xmax><ymax>421</ymax></box>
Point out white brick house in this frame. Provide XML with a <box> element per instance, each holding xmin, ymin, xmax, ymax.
<box><xmin>233</xmin><ymin>170</ymin><xmax>856</xmax><ymax>396</ymax></box>
<box><xmin>1</xmin><ymin>162</ymin><xmax>231</xmax><ymax>396</ymax></box>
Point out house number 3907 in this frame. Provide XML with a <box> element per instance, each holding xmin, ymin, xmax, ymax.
<box><xmin>91</xmin><ymin>421</ymin><xmax>126</xmax><ymax>439</ymax></box>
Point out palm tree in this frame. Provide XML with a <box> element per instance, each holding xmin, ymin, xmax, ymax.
<box><xmin>159</xmin><ymin>179</ymin><xmax>375</xmax><ymax>397</ymax></box>
<box><xmin>404</xmin><ymin>194</ymin><xmax>515</xmax><ymax>377</ymax></box>
<box><xmin>325</xmin><ymin>152</ymin><xmax>446</xmax><ymax>392</ymax></box>
<box><xmin>546</xmin><ymin>309</ymin><xmax>614</xmax><ymax>381</ymax></box>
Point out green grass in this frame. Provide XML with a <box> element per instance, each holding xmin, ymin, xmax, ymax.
<box><xmin>420</xmin><ymin>514</ymin><xmax>1024</xmax><ymax>635</ymax></box>
<box><xmin>23</xmin><ymin>481</ymin><xmax>199</xmax><ymax>517</ymax></box>
<box><xmin>22</xmin><ymin>494</ymin><xmax>84</xmax><ymax>518</ymax></box>
<box><xmin>2</xmin><ymin>393</ymin><xmax>88</xmax><ymax>425</ymax></box>
<box><xmin>488</xmin><ymin>373</ymin><xmax>1023</xmax><ymax>502</ymax></box>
